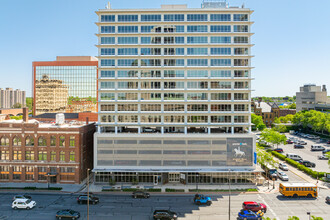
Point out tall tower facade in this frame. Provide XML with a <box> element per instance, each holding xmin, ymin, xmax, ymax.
<box><xmin>94</xmin><ymin>2</ymin><xmax>256</xmax><ymax>185</ymax></box>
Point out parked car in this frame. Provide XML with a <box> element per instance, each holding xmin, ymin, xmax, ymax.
<box><xmin>77</xmin><ymin>195</ymin><xmax>99</xmax><ymax>204</ymax></box>
<box><xmin>298</xmin><ymin>160</ymin><xmax>316</xmax><ymax>168</ymax></box>
<box><xmin>153</xmin><ymin>210</ymin><xmax>178</xmax><ymax>220</ymax></box>
<box><xmin>298</xmin><ymin>141</ymin><xmax>307</xmax><ymax>145</ymax></box>
<box><xmin>326</xmin><ymin>196</ymin><xmax>330</xmax><ymax>204</ymax></box>
<box><xmin>12</xmin><ymin>194</ymin><xmax>32</xmax><ymax>201</ymax></box>
<box><xmin>274</xmin><ymin>148</ymin><xmax>284</xmax><ymax>153</ymax></box>
<box><xmin>294</xmin><ymin>144</ymin><xmax>304</xmax><ymax>149</ymax></box>
<box><xmin>279</xmin><ymin>163</ymin><xmax>289</xmax><ymax>171</ymax></box>
<box><xmin>286</xmin><ymin>140</ymin><xmax>293</xmax><ymax>144</ymax></box>
<box><xmin>12</xmin><ymin>199</ymin><xmax>36</xmax><ymax>210</ymax></box>
<box><xmin>193</xmin><ymin>194</ymin><xmax>212</xmax><ymax>205</ymax></box>
<box><xmin>318</xmin><ymin>155</ymin><xmax>329</xmax><ymax>160</ymax></box>
<box><xmin>311</xmin><ymin>145</ymin><xmax>325</xmax><ymax>151</ymax></box>
<box><xmin>327</xmin><ymin>140</ymin><xmax>330</xmax><ymax>144</ymax></box>
<box><xmin>277</xmin><ymin>172</ymin><xmax>289</xmax><ymax>181</ymax></box>
<box><xmin>132</xmin><ymin>191</ymin><xmax>150</xmax><ymax>199</ymax></box>
<box><xmin>322</xmin><ymin>149</ymin><xmax>330</xmax><ymax>154</ymax></box>
<box><xmin>56</xmin><ymin>209</ymin><xmax>80</xmax><ymax>219</ymax></box>
<box><xmin>286</xmin><ymin>153</ymin><xmax>303</xmax><ymax>161</ymax></box>
<box><xmin>237</xmin><ymin>209</ymin><xmax>263</xmax><ymax>220</ymax></box>
<box><xmin>242</xmin><ymin>201</ymin><xmax>267</xmax><ymax>213</ymax></box>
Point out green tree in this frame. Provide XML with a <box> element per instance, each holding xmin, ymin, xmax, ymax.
<box><xmin>260</xmin><ymin>129</ymin><xmax>286</xmax><ymax>149</ymax></box>
<box><xmin>26</xmin><ymin>97</ymin><xmax>33</xmax><ymax>110</ymax></box>
<box><xmin>272</xmin><ymin>124</ymin><xmax>287</xmax><ymax>133</ymax></box>
<box><xmin>311</xmin><ymin>216</ymin><xmax>323</xmax><ymax>220</ymax></box>
<box><xmin>287</xmin><ymin>217</ymin><xmax>299</xmax><ymax>220</ymax></box>
<box><xmin>12</xmin><ymin>103</ymin><xmax>22</xmax><ymax>108</ymax></box>
<box><xmin>252</xmin><ymin>114</ymin><xmax>266</xmax><ymax>131</ymax></box>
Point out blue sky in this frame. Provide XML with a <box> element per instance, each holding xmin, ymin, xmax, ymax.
<box><xmin>0</xmin><ymin>0</ymin><xmax>329</xmax><ymax>97</ymax></box>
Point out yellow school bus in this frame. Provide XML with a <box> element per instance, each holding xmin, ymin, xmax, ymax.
<box><xmin>279</xmin><ymin>182</ymin><xmax>317</xmax><ymax>198</ymax></box>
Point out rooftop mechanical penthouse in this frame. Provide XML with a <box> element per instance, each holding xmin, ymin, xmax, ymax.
<box><xmin>94</xmin><ymin>1</ymin><xmax>257</xmax><ymax>185</ymax></box>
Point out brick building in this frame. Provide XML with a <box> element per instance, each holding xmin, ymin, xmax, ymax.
<box><xmin>0</xmin><ymin>108</ymin><xmax>96</xmax><ymax>184</ymax></box>
<box><xmin>251</xmin><ymin>100</ymin><xmax>279</xmax><ymax>127</ymax></box>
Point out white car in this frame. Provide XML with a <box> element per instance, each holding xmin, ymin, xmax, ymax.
<box><xmin>277</xmin><ymin>172</ymin><xmax>289</xmax><ymax>181</ymax></box>
<box><xmin>12</xmin><ymin>199</ymin><xmax>36</xmax><ymax>210</ymax></box>
<box><xmin>279</xmin><ymin>163</ymin><xmax>289</xmax><ymax>171</ymax></box>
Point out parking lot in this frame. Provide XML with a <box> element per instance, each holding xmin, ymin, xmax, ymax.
<box><xmin>280</xmin><ymin>134</ymin><xmax>330</xmax><ymax>172</ymax></box>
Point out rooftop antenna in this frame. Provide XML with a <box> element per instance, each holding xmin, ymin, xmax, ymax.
<box><xmin>106</xmin><ymin>2</ymin><xmax>111</xmax><ymax>9</ymax></box>
<box><xmin>242</xmin><ymin>3</ymin><xmax>245</xmax><ymax>8</ymax></box>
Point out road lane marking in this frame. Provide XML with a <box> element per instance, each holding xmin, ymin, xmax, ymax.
<box><xmin>258</xmin><ymin>194</ymin><xmax>280</xmax><ymax>220</ymax></box>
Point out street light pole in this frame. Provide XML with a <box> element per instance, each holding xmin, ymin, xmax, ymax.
<box><xmin>228</xmin><ymin>169</ymin><xmax>231</xmax><ymax>220</ymax></box>
<box><xmin>87</xmin><ymin>168</ymin><xmax>90</xmax><ymax>220</ymax></box>
<box><xmin>196</xmin><ymin>173</ymin><xmax>199</xmax><ymax>192</ymax></box>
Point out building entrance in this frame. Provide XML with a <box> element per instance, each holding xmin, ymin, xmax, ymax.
<box><xmin>168</xmin><ymin>173</ymin><xmax>180</xmax><ymax>183</ymax></box>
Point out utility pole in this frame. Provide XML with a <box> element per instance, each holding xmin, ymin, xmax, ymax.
<box><xmin>87</xmin><ymin>168</ymin><xmax>90</xmax><ymax>220</ymax></box>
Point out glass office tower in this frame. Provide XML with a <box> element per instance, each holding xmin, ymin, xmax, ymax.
<box><xmin>33</xmin><ymin>56</ymin><xmax>98</xmax><ymax>115</ymax></box>
<box><xmin>94</xmin><ymin>1</ymin><xmax>257</xmax><ymax>185</ymax></box>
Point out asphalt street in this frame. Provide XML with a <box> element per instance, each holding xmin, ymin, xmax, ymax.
<box><xmin>0</xmin><ymin>188</ymin><xmax>329</xmax><ymax>220</ymax></box>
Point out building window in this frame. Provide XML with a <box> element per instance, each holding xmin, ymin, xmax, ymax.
<box><xmin>101</xmin><ymin>26</ymin><xmax>115</xmax><ymax>33</ymax></box>
<box><xmin>38</xmin><ymin>151</ymin><xmax>47</xmax><ymax>161</ymax></box>
<box><xmin>13</xmin><ymin>151</ymin><xmax>22</xmax><ymax>160</ymax></box>
<box><xmin>0</xmin><ymin>166</ymin><xmax>9</xmax><ymax>180</ymax></box>
<box><xmin>25</xmin><ymin>151</ymin><xmax>35</xmax><ymax>161</ymax></box>
<box><xmin>118</xmin><ymin>26</ymin><xmax>138</xmax><ymax>33</ymax></box>
<box><xmin>69</xmin><ymin>152</ymin><xmax>75</xmax><ymax>162</ymax></box>
<box><xmin>210</xmin><ymin>14</ymin><xmax>231</xmax><ymax>21</ymax></box>
<box><xmin>25</xmin><ymin>136</ymin><xmax>34</xmax><ymax>146</ymax></box>
<box><xmin>60</xmin><ymin>151</ymin><xmax>65</xmax><ymax>162</ymax></box>
<box><xmin>187</xmin><ymin>36</ymin><xmax>208</xmax><ymax>44</ymax></box>
<box><xmin>141</xmin><ymin>14</ymin><xmax>161</xmax><ymax>22</ymax></box>
<box><xmin>234</xmin><ymin>25</ymin><xmax>248</xmax><ymax>32</ymax></box>
<box><xmin>164</xmin><ymin>14</ymin><xmax>184</xmax><ymax>22</ymax></box>
<box><xmin>101</xmin><ymin>15</ymin><xmax>115</xmax><ymax>22</ymax></box>
<box><xmin>101</xmin><ymin>59</ymin><xmax>115</xmax><ymax>66</ymax></box>
<box><xmin>210</xmin><ymin>36</ymin><xmax>231</xmax><ymax>44</ymax></box>
<box><xmin>118</xmin><ymin>15</ymin><xmax>138</xmax><ymax>22</ymax></box>
<box><xmin>0</xmin><ymin>136</ymin><xmax>9</xmax><ymax>146</ymax></box>
<box><xmin>69</xmin><ymin>136</ymin><xmax>75</xmax><ymax>147</ymax></box>
<box><xmin>38</xmin><ymin>136</ymin><xmax>47</xmax><ymax>146</ymax></box>
<box><xmin>101</xmin><ymin>70</ymin><xmax>115</xmax><ymax>78</ymax></box>
<box><xmin>13</xmin><ymin>166</ymin><xmax>22</xmax><ymax>180</ymax></box>
<box><xmin>101</xmin><ymin>48</ymin><xmax>115</xmax><ymax>55</ymax></box>
<box><xmin>118</xmin><ymin>37</ymin><xmax>138</xmax><ymax>44</ymax></box>
<box><xmin>187</xmin><ymin>25</ymin><xmax>208</xmax><ymax>32</ymax></box>
<box><xmin>0</xmin><ymin>150</ymin><xmax>9</xmax><ymax>160</ymax></box>
<box><xmin>25</xmin><ymin>166</ymin><xmax>34</xmax><ymax>181</ymax></box>
<box><xmin>233</xmin><ymin>14</ymin><xmax>248</xmax><ymax>21</ymax></box>
<box><xmin>101</xmin><ymin>37</ymin><xmax>115</xmax><ymax>44</ymax></box>
<box><xmin>50</xmin><ymin>151</ymin><xmax>56</xmax><ymax>161</ymax></box>
<box><xmin>210</xmin><ymin>25</ymin><xmax>231</xmax><ymax>32</ymax></box>
<box><xmin>50</xmin><ymin>136</ymin><xmax>56</xmax><ymax>146</ymax></box>
<box><xmin>13</xmin><ymin>136</ymin><xmax>21</xmax><ymax>146</ymax></box>
<box><xmin>187</xmin><ymin>14</ymin><xmax>208</xmax><ymax>21</ymax></box>
<box><xmin>59</xmin><ymin>136</ymin><xmax>65</xmax><ymax>147</ymax></box>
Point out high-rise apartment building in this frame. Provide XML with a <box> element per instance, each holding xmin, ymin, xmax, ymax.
<box><xmin>32</xmin><ymin>56</ymin><xmax>98</xmax><ymax>115</ymax></box>
<box><xmin>0</xmin><ymin>88</ymin><xmax>26</xmax><ymax>108</ymax></box>
<box><xmin>94</xmin><ymin>1</ymin><xmax>256</xmax><ymax>185</ymax></box>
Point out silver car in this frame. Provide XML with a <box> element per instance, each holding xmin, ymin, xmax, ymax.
<box><xmin>279</xmin><ymin>163</ymin><xmax>289</xmax><ymax>171</ymax></box>
<box><xmin>277</xmin><ymin>172</ymin><xmax>289</xmax><ymax>181</ymax></box>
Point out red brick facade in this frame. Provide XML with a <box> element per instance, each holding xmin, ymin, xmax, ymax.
<box><xmin>0</xmin><ymin>121</ymin><xmax>95</xmax><ymax>184</ymax></box>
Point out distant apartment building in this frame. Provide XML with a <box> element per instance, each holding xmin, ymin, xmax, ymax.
<box><xmin>32</xmin><ymin>56</ymin><xmax>98</xmax><ymax>116</ymax></box>
<box><xmin>296</xmin><ymin>84</ymin><xmax>330</xmax><ymax>112</ymax></box>
<box><xmin>94</xmin><ymin>1</ymin><xmax>257</xmax><ymax>185</ymax></box>
<box><xmin>0</xmin><ymin>108</ymin><xmax>96</xmax><ymax>184</ymax></box>
<box><xmin>0</xmin><ymin>88</ymin><xmax>26</xmax><ymax>108</ymax></box>
<box><xmin>251</xmin><ymin>100</ymin><xmax>279</xmax><ymax>127</ymax></box>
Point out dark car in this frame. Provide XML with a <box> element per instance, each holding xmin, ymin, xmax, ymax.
<box><xmin>153</xmin><ymin>210</ymin><xmax>178</xmax><ymax>220</ymax></box>
<box><xmin>242</xmin><ymin>201</ymin><xmax>267</xmax><ymax>213</ymax></box>
<box><xmin>12</xmin><ymin>194</ymin><xmax>32</xmax><ymax>201</ymax></box>
<box><xmin>132</xmin><ymin>191</ymin><xmax>150</xmax><ymax>199</ymax></box>
<box><xmin>237</xmin><ymin>209</ymin><xmax>263</xmax><ymax>220</ymax></box>
<box><xmin>294</xmin><ymin>144</ymin><xmax>304</xmax><ymax>149</ymax></box>
<box><xmin>77</xmin><ymin>195</ymin><xmax>99</xmax><ymax>204</ymax></box>
<box><xmin>327</xmin><ymin>140</ymin><xmax>330</xmax><ymax>144</ymax></box>
<box><xmin>298</xmin><ymin>160</ymin><xmax>316</xmax><ymax>168</ymax></box>
<box><xmin>56</xmin><ymin>209</ymin><xmax>80</xmax><ymax>219</ymax></box>
<box><xmin>274</xmin><ymin>148</ymin><xmax>284</xmax><ymax>153</ymax></box>
<box><xmin>326</xmin><ymin>196</ymin><xmax>330</xmax><ymax>204</ymax></box>
<box><xmin>322</xmin><ymin>149</ymin><xmax>330</xmax><ymax>154</ymax></box>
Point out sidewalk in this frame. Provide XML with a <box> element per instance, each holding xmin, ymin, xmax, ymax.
<box><xmin>0</xmin><ymin>181</ymin><xmax>84</xmax><ymax>193</ymax></box>
<box><xmin>87</xmin><ymin>182</ymin><xmax>258</xmax><ymax>193</ymax></box>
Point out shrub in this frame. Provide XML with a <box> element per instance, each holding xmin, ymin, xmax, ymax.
<box><xmin>165</xmin><ymin>188</ymin><xmax>185</xmax><ymax>192</ymax></box>
<box><xmin>147</xmin><ymin>188</ymin><xmax>161</xmax><ymax>192</ymax></box>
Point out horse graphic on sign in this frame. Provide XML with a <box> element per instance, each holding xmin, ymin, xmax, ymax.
<box><xmin>234</xmin><ymin>146</ymin><xmax>245</xmax><ymax>158</ymax></box>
